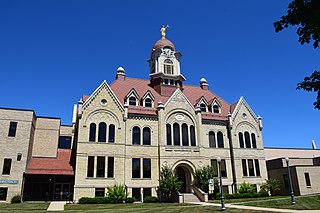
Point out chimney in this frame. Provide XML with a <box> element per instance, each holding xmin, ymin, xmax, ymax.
<box><xmin>116</xmin><ymin>66</ymin><xmax>126</xmax><ymax>80</ymax></box>
<box><xmin>200</xmin><ymin>78</ymin><xmax>209</xmax><ymax>90</ymax></box>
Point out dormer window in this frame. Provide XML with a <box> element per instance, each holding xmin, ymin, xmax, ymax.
<box><xmin>129</xmin><ymin>97</ymin><xmax>137</xmax><ymax>106</ymax></box>
<box><xmin>200</xmin><ymin>103</ymin><xmax>207</xmax><ymax>112</ymax></box>
<box><xmin>211</xmin><ymin>99</ymin><xmax>221</xmax><ymax>114</ymax></box>
<box><xmin>142</xmin><ymin>90</ymin><xmax>155</xmax><ymax>108</ymax></box>
<box><xmin>212</xmin><ymin>105</ymin><xmax>220</xmax><ymax>113</ymax></box>
<box><xmin>164</xmin><ymin>59</ymin><xmax>173</xmax><ymax>75</ymax></box>
<box><xmin>144</xmin><ymin>98</ymin><xmax>152</xmax><ymax>107</ymax></box>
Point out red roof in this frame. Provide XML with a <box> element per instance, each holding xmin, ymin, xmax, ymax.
<box><xmin>153</xmin><ymin>38</ymin><xmax>175</xmax><ymax>51</ymax></box>
<box><xmin>26</xmin><ymin>149</ymin><xmax>74</xmax><ymax>175</ymax></box>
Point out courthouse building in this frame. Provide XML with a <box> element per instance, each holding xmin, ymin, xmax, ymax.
<box><xmin>0</xmin><ymin>28</ymin><xmax>267</xmax><ymax>202</ymax></box>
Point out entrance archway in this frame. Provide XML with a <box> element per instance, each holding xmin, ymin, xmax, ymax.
<box><xmin>174</xmin><ymin>163</ymin><xmax>194</xmax><ymax>193</ymax></box>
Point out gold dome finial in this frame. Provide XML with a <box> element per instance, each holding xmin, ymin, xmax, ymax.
<box><xmin>161</xmin><ymin>25</ymin><xmax>169</xmax><ymax>39</ymax></box>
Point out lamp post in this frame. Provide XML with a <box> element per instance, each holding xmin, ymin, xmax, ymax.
<box><xmin>217</xmin><ymin>157</ymin><xmax>226</xmax><ymax>211</ymax></box>
<box><xmin>285</xmin><ymin>157</ymin><xmax>295</xmax><ymax>205</ymax></box>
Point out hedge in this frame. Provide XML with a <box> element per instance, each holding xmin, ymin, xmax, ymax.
<box><xmin>143</xmin><ymin>196</ymin><xmax>158</xmax><ymax>203</ymax></box>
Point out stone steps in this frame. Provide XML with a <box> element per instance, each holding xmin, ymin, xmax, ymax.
<box><xmin>182</xmin><ymin>193</ymin><xmax>201</xmax><ymax>203</ymax></box>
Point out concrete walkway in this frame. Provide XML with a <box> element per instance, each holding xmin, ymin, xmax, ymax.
<box><xmin>47</xmin><ymin>201</ymin><xmax>66</xmax><ymax>211</ymax></box>
<box><xmin>188</xmin><ymin>202</ymin><xmax>320</xmax><ymax>212</ymax></box>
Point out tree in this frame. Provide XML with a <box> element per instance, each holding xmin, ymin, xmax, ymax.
<box><xmin>261</xmin><ymin>179</ymin><xmax>281</xmax><ymax>196</ymax></box>
<box><xmin>274</xmin><ymin>0</ymin><xmax>320</xmax><ymax>109</ymax></box>
<box><xmin>239</xmin><ymin>182</ymin><xmax>256</xmax><ymax>194</ymax></box>
<box><xmin>193</xmin><ymin>165</ymin><xmax>216</xmax><ymax>193</ymax></box>
<box><xmin>158</xmin><ymin>165</ymin><xmax>181</xmax><ymax>201</ymax></box>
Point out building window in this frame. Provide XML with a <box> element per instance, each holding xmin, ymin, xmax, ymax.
<box><xmin>132</xmin><ymin>188</ymin><xmax>141</xmax><ymax>201</ymax></box>
<box><xmin>129</xmin><ymin>96</ymin><xmax>137</xmax><ymax>106</ymax></box>
<box><xmin>144</xmin><ymin>98</ymin><xmax>152</xmax><ymax>107</ymax></box>
<box><xmin>255</xmin><ymin>159</ymin><xmax>260</xmax><ymax>176</ymax></box>
<box><xmin>164</xmin><ymin>59</ymin><xmax>173</xmax><ymax>75</ymax></box>
<box><xmin>200</xmin><ymin>103</ymin><xmax>207</xmax><ymax>112</ymax></box>
<box><xmin>0</xmin><ymin>188</ymin><xmax>8</xmax><ymax>200</ymax></box>
<box><xmin>8</xmin><ymin>121</ymin><xmax>17</xmax><ymax>137</ymax></box>
<box><xmin>143</xmin><ymin>159</ymin><xmax>151</xmax><ymax>178</ymax></box>
<box><xmin>251</xmin><ymin>133</ymin><xmax>257</xmax><ymax>148</ymax></box>
<box><xmin>132</xmin><ymin>158</ymin><xmax>141</xmax><ymax>178</ymax></box>
<box><xmin>89</xmin><ymin>123</ymin><xmax>96</xmax><ymax>142</ymax></box>
<box><xmin>190</xmin><ymin>125</ymin><xmax>196</xmax><ymax>146</ymax></box>
<box><xmin>166</xmin><ymin>124</ymin><xmax>172</xmax><ymax>145</ymax></box>
<box><xmin>98</xmin><ymin>122</ymin><xmax>107</xmax><ymax>142</ymax></box>
<box><xmin>212</xmin><ymin>105</ymin><xmax>220</xmax><ymax>113</ymax></box>
<box><xmin>217</xmin><ymin>131</ymin><xmax>224</xmax><ymax>148</ymax></box>
<box><xmin>108</xmin><ymin>157</ymin><xmax>114</xmax><ymax>178</ymax></box>
<box><xmin>211</xmin><ymin>159</ymin><xmax>218</xmax><ymax>177</ymax></box>
<box><xmin>242</xmin><ymin>159</ymin><xmax>248</xmax><ymax>176</ymax></box>
<box><xmin>95</xmin><ymin>188</ymin><xmax>105</xmax><ymax>197</ymax></box>
<box><xmin>305</xmin><ymin>172</ymin><xmax>311</xmax><ymax>187</ymax></box>
<box><xmin>209</xmin><ymin>131</ymin><xmax>216</xmax><ymax>148</ymax></box>
<box><xmin>87</xmin><ymin>156</ymin><xmax>94</xmax><ymax>177</ymax></box>
<box><xmin>143</xmin><ymin>127</ymin><xmax>151</xmax><ymax>145</ymax></box>
<box><xmin>143</xmin><ymin>188</ymin><xmax>152</xmax><ymax>198</ymax></box>
<box><xmin>58</xmin><ymin>136</ymin><xmax>72</xmax><ymax>149</ymax></box>
<box><xmin>108</xmin><ymin>124</ymin><xmax>115</xmax><ymax>143</ymax></box>
<box><xmin>17</xmin><ymin>153</ymin><xmax>22</xmax><ymax>161</ymax></box>
<box><xmin>96</xmin><ymin>156</ymin><xmax>105</xmax><ymax>178</ymax></box>
<box><xmin>182</xmin><ymin>123</ymin><xmax>189</xmax><ymax>146</ymax></box>
<box><xmin>132</xmin><ymin>126</ymin><xmax>141</xmax><ymax>145</ymax></box>
<box><xmin>173</xmin><ymin>123</ymin><xmax>180</xmax><ymax>146</ymax></box>
<box><xmin>244</xmin><ymin>131</ymin><xmax>251</xmax><ymax>148</ymax></box>
<box><xmin>248</xmin><ymin>159</ymin><xmax>255</xmax><ymax>176</ymax></box>
<box><xmin>239</xmin><ymin>132</ymin><xmax>244</xmax><ymax>148</ymax></box>
<box><xmin>2</xmin><ymin>159</ymin><xmax>12</xmax><ymax>175</ymax></box>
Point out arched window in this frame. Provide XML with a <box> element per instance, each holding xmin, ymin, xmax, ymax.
<box><xmin>209</xmin><ymin>131</ymin><xmax>216</xmax><ymax>148</ymax></box>
<box><xmin>164</xmin><ymin>59</ymin><xmax>173</xmax><ymax>75</ymax></box>
<box><xmin>251</xmin><ymin>133</ymin><xmax>257</xmax><ymax>148</ymax></box>
<box><xmin>190</xmin><ymin>125</ymin><xmax>196</xmax><ymax>146</ymax></box>
<box><xmin>132</xmin><ymin>126</ymin><xmax>140</xmax><ymax>145</ymax></box>
<box><xmin>129</xmin><ymin>96</ymin><xmax>137</xmax><ymax>106</ymax></box>
<box><xmin>244</xmin><ymin>131</ymin><xmax>251</xmax><ymax>148</ymax></box>
<box><xmin>108</xmin><ymin>124</ymin><xmax>115</xmax><ymax>143</ymax></box>
<box><xmin>89</xmin><ymin>123</ymin><xmax>96</xmax><ymax>142</ymax></box>
<box><xmin>239</xmin><ymin>132</ymin><xmax>244</xmax><ymax>148</ymax></box>
<box><xmin>200</xmin><ymin>103</ymin><xmax>207</xmax><ymax>112</ymax></box>
<box><xmin>143</xmin><ymin>127</ymin><xmax>151</xmax><ymax>145</ymax></box>
<box><xmin>166</xmin><ymin>124</ymin><xmax>172</xmax><ymax>145</ymax></box>
<box><xmin>144</xmin><ymin>98</ymin><xmax>152</xmax><ymax>107</ymax></box>
<box><xmin>212</xmin><ymin>105</ymin><xmax>220</xmax><ymax>113</ymax></box>
<box><xmin>173</xmin><ymin>123</ymin><xmax>180</xmax><ymax>146</ymax></box>
<box><xmin>182</xmin><ymin>123</ymin><xmax>189</xmax><ymax>146</ymax></box>
<box><xmin>217</xmin><ymin>131</ymin><xmax>224</xmax><ymax>148</ymax></box>
<box><xmin>98</xmin><ymin>122</ymin><xmax>107</xmax><ymax>142</ymax></box>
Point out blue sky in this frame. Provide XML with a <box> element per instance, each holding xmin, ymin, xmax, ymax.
<box><xmin>0</xmin><ymin>0</ymin><xmax>319</xmax><ymax>148</ymax></box>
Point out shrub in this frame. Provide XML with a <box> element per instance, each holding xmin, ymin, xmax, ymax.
<box><xmin>261</xmin><ymin>179</ymin><xmax>281</xmax><ymax>196</ymax></box>
<box><xmin>159</xmin><ymin>165</ymin><xmax>181</xmax><ymax>201</ymax></box>
<box><xmin>125</xmin><ymin>197</ymin><xmax>135</xmax><ymax>203</ymax></box>
<box><xmin>239</xmin><ymin>182</ymin><xmax>256</xmax><ymax>194</ymax></box>
<box><xmin>193</xmin><ymin>165</ymin><xmax>216</xmax><ymax>193</ymax></box>
<box><xmin>107</xmin><ymin>184</ymin><xmax>128</xmax><ymax>204</ymax></box>
<box><xmin>258</xmin><ymin>189</ymin><xmax>270</xmax><ymax>197</ymax></box>
<box><xmin>143</xmin><ymin>196</ymin><xmax>158</xmax><ymax>203</ymax></box>
<box><xmin>11</xmin><ymin>195</ymin><xmax>21</xmax><ymax>203</ymax></box>
<box><xmin>78</xmin><ymin>197</ymin><xmax>112</xmax><ymax>204</ymax></box>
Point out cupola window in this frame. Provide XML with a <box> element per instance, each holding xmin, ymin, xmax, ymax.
<box><xmin>164</xmin><ymin>59</ymin><xmax>173</xmax><ymax>75</ymax></box>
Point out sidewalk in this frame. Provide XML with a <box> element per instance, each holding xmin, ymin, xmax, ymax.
<box><xmin>47</xmin><ymin>201</ymin><xmax>66</xmax><ymax>211</ymax></box>
<box><xmin>188</xmin><ymin>201</ymin><xmax>320</xmax><ymax>212</ymax></box>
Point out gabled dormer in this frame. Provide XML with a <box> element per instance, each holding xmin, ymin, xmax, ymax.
<box><xmin>196</xmin><ymin>96</ymin><xmax>208</xmax><ymax>112</ymax></box>
<box><xmin>211</xmin><ymin>98</ymin><xmax>222</xmax><ymax>114</ymax></box>
<box><xmin>141</xmin><ymin>91</ymin><xmax>155</xmax><ymax>108</ymax></box>
<box><xmin>125</xmin><ymin>89</ymin><xmax>139</xmax><ymax>106</ymax></box>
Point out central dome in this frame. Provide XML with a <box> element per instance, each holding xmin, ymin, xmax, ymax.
<box><xmin>153</xmin><ymin>38</ymin><xmax>175</xmax><ymax>51</ymax></box>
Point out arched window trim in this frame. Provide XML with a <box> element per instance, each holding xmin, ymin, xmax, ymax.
<box><xmin>244</xmin><ymin>131</ymin><xmax>251</xmax><ymax>148</ymax></box>
<box><xmin>211</xmin><ymin>99</ymin><xmax>222</xmax><ymax>114</ymax></box>
<box><xmin>251</xmin><ymin>133</ymin><xmax>257</xmax><ymax>148</ymax></box>
<box><xmin>166</xmin><ymin>124</ymin><xmax>172</xmax><ymax>145</ymax></box>
<box><xmin>126</xmin><ymin>89</ymin><xmax>140</xmax><ymax>106</ymax></box>
<box><xmin>209</xmin><ymin>131</ymin><xmax>216</xmax><ymax>148</ymax></box>
<box><xmin>173</xmin><ymin>123</ymin><xmax>180</xmax><ymax>146</ymax></box>
<box><xmin>142</xmin><ymin>91</ymin><xmax>155</xmax><ymax>108</ymax></box>
<box><xmin>163</xmin><ymin>59</ymin><xmax>174</xmax><ymax>75</ymax></box>
<box><xmin>132</xmin><ymin>126</ymin><xmax>141</xmax><ymax>145</ymax></box>
<box><xmin>239</xmin><ymin>132</ymin><xmax>244</xmax><ymax>148</ymax></box>
<box><xmin>129</xmin><ymin>96</ymin><xmax>137</xmax><ymax>106</ymax></box>
<box><xmin>89</xmin><ymin>123</ymin><xmax>96</xmax><ymax>142</ymax></box>
<box><xmin>199</xmin><ymin>103</ymin><xmax>207</xmax><ymax>112</ymax></box>
<box><xmin>182</xmin><ymin>123</ymin><xmax>189</xmax><ymax>146</ymax></box>
<box><xmin>212</xmin><ymin>105</ymin><xmax>220</xmax><ymax>114</ymax></box>
<box><xmin>190</xmin><ymin>125</ymin><xmax>196</xmax><ymax>146</ymax></box>
<box><xmin>98</xmin><ymin>122</ymin><xmax>107</xmax><ymax>142</ymax></box>
<box><xmin>217</xmin><ymin>131</ymin><xmax>224</xmax><ymax>148</ymax></box>
<box><xmin>143</xmin><ymin>127</ymin><xmax>151</xmax><ymax>145</ymax></box>
<box><xmin>108</xmin><ymin>124</ymin><xmax>115</xmax><ymax>143</ymax></box>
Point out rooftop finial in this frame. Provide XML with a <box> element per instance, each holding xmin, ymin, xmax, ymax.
<box><xmin>161</xmin><ymin>25</ymin><xmax>169</xmax><ymax>39</ymax></box>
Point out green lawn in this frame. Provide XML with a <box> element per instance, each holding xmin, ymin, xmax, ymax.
<box><xmin>239</xmin><ymin>194</ymin><xmax>320</xmax><ymax>210</ymax></box>
<box><xmin>210</xmin><ymin>195</ymin><xmax>283</xmax><ymax>204</ymax></box>
<box><xmin>0</xmin><ymin>202</ymin><xmax>49</xmax><ymax>213</ymax></box>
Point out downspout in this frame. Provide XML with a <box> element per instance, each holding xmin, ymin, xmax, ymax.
<box><xmin>227</xmin><ymin>113</ymin><xmax>237</xmax><ymax>193</ymax></box>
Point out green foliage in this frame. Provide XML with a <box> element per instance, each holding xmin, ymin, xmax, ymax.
<box><xmin>274</xmin><ymin>0</ymin><xmax>320</xmax><ymax>49</ymax></box>
<box><xmin>11</xmin><ymin>195</ymin><xmax>22</xmax><ymax>203</ymax></box>
<box><xmin>107</xmin><ymin>184</ymin><xmax>128</xmax><ymax>204</ymax></box>
<box><xmin>238</xmin><ymin>182</ymin><xmax>256</xmax><ymax>194</ymax></box>
<box><xmin>159</xmin><ymin>165</ymin><xmax>181</xmax><ymax>201</ymax></box>
<box><xmin>193</xmin><ymin>165</ymin><xmax>216</xmax><ymax>193</ymax></box>
<box><xmin>125</xmin><ymin>197</ymin><xmax>135</xmax><ymax>203</ymax></box>
<box><xmin>297</xmin><ymin>71</ymin><xmax>320</xmax><ymax>109</ymax></box>
<box><xmin>261</xmin><ymin>179</ymin><xmax>281</xmax><ymax>196</ymax></box>
<box><xmin>143</xmin><ymin>196</ymin><xmax>159</xmax><ymax>203</ymax></box>
<box><xmin>221</xmin><ymin>190</ymin><xmax>269</xmax><ymax>200</ymax></box>
<box><xmin>78</xmin><ymin>197</ymin><xmax>112</xmax><ymax>204</ymax></box>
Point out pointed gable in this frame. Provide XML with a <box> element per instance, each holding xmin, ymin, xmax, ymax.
<box><xmin>231</xmin><ymin>97</ymin><xmax>258</xmax><ymax>122</ymax></box>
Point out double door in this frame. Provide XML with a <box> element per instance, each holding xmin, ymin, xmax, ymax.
<box><xmin>53</xmin><ymin>183</ymin><xmax>70</xmax><ymax>200</ymax></box>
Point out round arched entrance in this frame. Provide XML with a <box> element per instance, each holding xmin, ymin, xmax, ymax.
<box><xmin>173</xmin><ymin>162</ymin><xmax>194</xmax><ymax>193</ymax></box>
